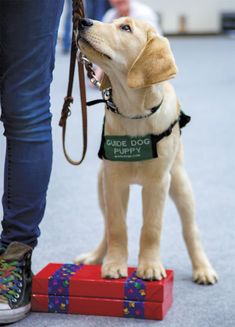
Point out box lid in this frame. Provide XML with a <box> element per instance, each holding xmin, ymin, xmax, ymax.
<box><xmin>32</xmin><ymin>263</ymin><xmax>173</xmax><ymax>302</ymax></box>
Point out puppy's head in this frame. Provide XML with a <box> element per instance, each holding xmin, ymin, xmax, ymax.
<box><xmin>78</xmin><ymin>17</ymin><xmax>177</xmax><ymax>89</ymax></box>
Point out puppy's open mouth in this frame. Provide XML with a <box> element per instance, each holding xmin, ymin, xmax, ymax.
<box><xmin>79</xmin><ymin>36</ymin><xmax>112</xmax><ymax>60</ymax></box>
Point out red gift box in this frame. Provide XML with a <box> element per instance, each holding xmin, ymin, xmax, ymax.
<box><xmin>32</xmin><ymin>263</ymin><xmax>173</xmax><ymax>320</ymax></box>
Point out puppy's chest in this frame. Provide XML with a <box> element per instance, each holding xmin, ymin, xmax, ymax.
<box><xmin>105</xmin><ymin>118</ymin><xmax>156</xmax><ymax>136</ymax></box>
<box><xmin>104</xmin><ymin>156</ymin><xmax>170</xmax><ymax>186</ymax></box>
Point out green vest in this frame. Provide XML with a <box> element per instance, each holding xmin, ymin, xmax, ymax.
<box><xmin>98</xmin><ymin>111</ymin><xmax>190</xmax><ymax>162</ymax></box>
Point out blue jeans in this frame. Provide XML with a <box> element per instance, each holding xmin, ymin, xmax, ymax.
<box><xmin>85</xmin><ymin>0</ymin><xmax>110</xmax><ymax>21</ymax></box>
<box><xmin>0</xmin><ymin>0</ymin><xmax>64</xmax><ymax>248</ymax></box>
<box><xmin>62</xmin><ymin>0</ymin><xmax>72</xmax><ymax>52</ymax></box>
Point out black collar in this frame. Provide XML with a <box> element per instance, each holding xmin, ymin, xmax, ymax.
<box><xmin>87</xmin><ymin>88</ymin><xmax>164</xmax><ymax>120</ymax></box>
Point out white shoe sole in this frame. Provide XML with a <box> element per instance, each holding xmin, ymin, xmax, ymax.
<box><xmin>0</xmin><ymin>303</ymin><xmax>31</xmax><ymax>324</ymax></box>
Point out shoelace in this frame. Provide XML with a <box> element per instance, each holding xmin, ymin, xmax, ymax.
<box><xmin>0</xmin><ymin>259</ymin><xmax>23</xmax><ymax>304</ymax></box>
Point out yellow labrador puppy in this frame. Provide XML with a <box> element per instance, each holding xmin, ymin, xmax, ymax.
<box><xmin>75</xmin><ymin>17</ymin><xmax>218</xmax><ymax>284</ymax></box>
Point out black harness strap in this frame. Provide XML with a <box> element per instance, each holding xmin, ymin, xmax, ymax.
<box><xmin>179</xmin><ymin>110</ymin><xmax>191</xmax><ymax>129</ymax></box>
<box><xmin>86</xmin><ymin>99</ymin><xmax>107</xmax><ymax>107</ymax></box>
<box><xmin>150</xmin><ymin>119</ymin><xmax>179</xmax><ymax>158</ymax></box>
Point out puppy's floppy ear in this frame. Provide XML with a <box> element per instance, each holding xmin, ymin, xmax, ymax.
<box><xmin>127</xmin><ymin>33</ymin><xmax>177</xmax><ymax>89</ymax></box>
<box><xmin>100</xmin><ymin>73</ymin><xmax>112</xmax><ymax>90</ymax></box>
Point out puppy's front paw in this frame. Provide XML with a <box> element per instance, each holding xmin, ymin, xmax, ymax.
<box><xmin>137</xmin><ymin>261</ymin><xmax>167</xmax><ymax>281</ymax></box>
<box><xmin>102</xmin><ymin>262</ymin><xmax>128</xmax><ymax>279</ymax></box>
<box><xmin>193</xmin><ymin>266</ymin><xmax>218</xmax><ymax>285</ymax></box>
<box><xmin>73</xmin><ymin>252</ymin><xmax>102</xmax><ymax>265</ymax></box>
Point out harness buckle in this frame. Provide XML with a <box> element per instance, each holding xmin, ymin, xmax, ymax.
<box><xmin>102</xmin><ymin>88</ymin><xmax>112</xmax><ymax>101</ymax></box>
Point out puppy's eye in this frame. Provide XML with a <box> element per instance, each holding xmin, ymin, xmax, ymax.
<box><xmin>120</xmin><ymin>24</ymin><xmax>132</xmax><ymax>32</ymax></box>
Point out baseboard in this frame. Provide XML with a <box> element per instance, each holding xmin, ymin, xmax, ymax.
<box><xmin>164</xmin><ymin>32</ymin><xmax>223</xmax><ymax>37</ymax></box>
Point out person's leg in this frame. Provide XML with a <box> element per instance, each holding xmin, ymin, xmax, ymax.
<box><xmin>0</xmin><ymin>0</ymin><xmax>64</xmax><ymax>249</ymax></box>
<box><xmin>62</xmin><ymin>0</ymin><xmax>72</xmax><ymax>53</ymax></box>
<box><xmin>95</xmin><ymin>0</ymin><xmax>106</xmax><ymax>21</ymax></box>
<box><xmin>85</xmin><ymin>0</ymin><xmax>96</xmax><ymax>19</ymax></box>
<box><xmin>104</xmin><ymin>0</ymin><xmax>111</xmax><ymax>12</ymax></box>
<box><xmin>1</xmin><ymin>141</ymin><xmax>53</xmax><ymax>248</ymax></box>
<box><xmin>95</xmin><ymin>0</ymin><xmax>111</xmax><ymax>21</ymax></box>
<box><xmin>0</xmin><ymin>1</ymin><xmax>64</xmax><ymax>322</ymax></box>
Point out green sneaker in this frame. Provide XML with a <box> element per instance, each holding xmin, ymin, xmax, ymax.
<box><xmin>0</xmin><ymin>242</ymin><xmax>33</xmax><ymax>324</ymax></box>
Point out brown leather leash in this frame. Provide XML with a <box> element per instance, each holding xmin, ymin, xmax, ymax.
<box><xmin>59</xmin><ymin>0</ymin><xmax>99</xmax><ymax>165</ymax></box>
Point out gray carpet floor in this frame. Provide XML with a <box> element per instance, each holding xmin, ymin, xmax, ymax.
<box><xmin>0</xmin><ymin>36</ymin><xmax>235</xmax><ymax>327</ymax></box>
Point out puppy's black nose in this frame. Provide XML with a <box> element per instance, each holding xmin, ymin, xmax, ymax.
<box><xmin>78</xmin><ymin>18</ymin><xmax>93</xmax><ymax>31</ymax></box>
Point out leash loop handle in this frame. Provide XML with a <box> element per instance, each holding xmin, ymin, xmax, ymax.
<box><xmin>59</xmin><ymin>0</ymin><xmax>88</xmax><ymax>166</ymax></box>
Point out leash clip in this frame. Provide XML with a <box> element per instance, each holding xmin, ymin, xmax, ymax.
<box><xmin>102</xmin><ymin>88</ymin><xmax>119</xmax><ymax>113</ymax></box>
<box><xmin>77</xmin><ymin>51</ymin><xmax>101</xmax><ymax>88</ymax></box>
<box><xmin>76</xmin><ymin>49</ymin><xmax>87</xmax><ymax>64</ymax></box>
<box><xmin>90</xmin><ymin>76</ymin><xmax>101</xmax><ymax>88</ymax></box>
<box><xmin>102</xmin><ymin>88</ymin><xmax>112</xmax><ymax>101</ymax></box>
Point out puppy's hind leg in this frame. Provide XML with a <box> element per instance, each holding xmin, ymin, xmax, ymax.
<box><xmin>170</xmin><ymin>143</ymin><xmax>218</xmax><ymax>284</ymax></box>
<box><xmin>74</xmin><ymin>168</ymin><xmax>107</xmax><ymax>264</ymax></box>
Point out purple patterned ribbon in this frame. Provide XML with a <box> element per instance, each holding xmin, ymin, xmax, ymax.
<box><xmin>124</xmin><ymin>271</ymin><xmax>146</xmax><ymax>301</ymax></box>
<box><xmin>48</xmin><ymin>296</ymin><xmax>70</xmax><ymax>314</ymax></box>
<box><xmin>123</xmin><ymin>300</ymin><xmax>145</xmax><ymax>319</ymax></box>
<box><xmin>48</xmin><ymin>264</ymin><xmax>83</xmax><ymax>313</ymax></box>
<box><xmin>124</xmin><ymin>271</ymin><xmax>146</xmax><ymax>318</ymax></box>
